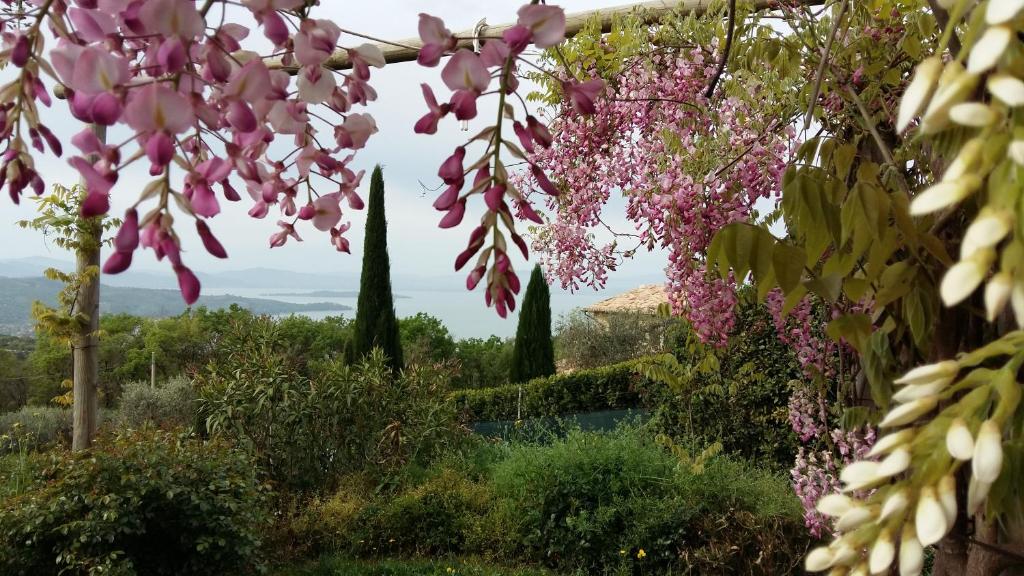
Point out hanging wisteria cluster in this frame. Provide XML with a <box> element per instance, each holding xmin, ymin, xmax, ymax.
<box><xmin>0</xmin><ymin>0</ymin><xmax>598</xmax><ymax>315</ymax></box>
<box><xmin>412</xmin><ymin>6</ymin><xmax>604</xmax><ymax>317</ymax></box>
<box><xmin>523</xmin><ymin>48</ymin><xmax>793</xmax><ymax>345</ymax></box>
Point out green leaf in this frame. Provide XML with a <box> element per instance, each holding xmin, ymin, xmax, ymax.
<box><xmin>772</xmin><ymin>243</ymin><xmax>806</xmax><ymax>294</ymax></box>
<box><xmin>826</xmin><ymin>313</ymin><xmax>872</xmax><ymax>354</ymax></box>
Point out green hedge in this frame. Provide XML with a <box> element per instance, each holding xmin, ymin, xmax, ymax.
<box><xmin>449</xmin><ymin>359</ymin><xmax>661</xmax><ymax>422</ymax></box>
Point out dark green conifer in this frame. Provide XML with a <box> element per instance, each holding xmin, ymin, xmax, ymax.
<box><xmin>510</xmin><ymin>265</ymin><xmax>555</xmax><ymax>383</ymax></box>
<box><xmin>347</xmin><ymin>166</ymin><xmax>403</xmax><ymax>371</ymax></box>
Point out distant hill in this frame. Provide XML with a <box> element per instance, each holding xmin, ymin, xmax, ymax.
<box><xmin>0</xmin><ymin>276</ymin><xmax>350</xmax><ymax>335</ymax></box>
<box><xmin>262</xmin><ymin>290</ymin><xmax>409</xmax><ymax>298</ymax></box>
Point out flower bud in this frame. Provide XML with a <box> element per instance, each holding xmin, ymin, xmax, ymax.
<box><xmin>968</xmin><ymin>25</ymin><xmax>1013</xmax><ymax>74</ymax></box>
<box><xmin>946</xmin><ymin>417</ymin><xmax>975</xmax><ymax>460</ymax></box>
<box><xmin>987</xmin><ymin>73</ymin><xmax>1024</xmax><ymax>107</ymax></box>
<box><xmin>897</xmin><ymin>56</ymin><xmax>943</xmax><ymax>132</ymax></box>
<box><xmin>869</xmin><ymin>529</ymin><xmax>895</xmax><ymax>575</ymax></box>
<box><xmin>892</xmin><ymin>381</ymin><xmax>948</xmax><ymax>403</ymax></box>
<box><xmin>987</xmin><ymin>0</ymin><xmax>1024</xmax><ymax>23</ymax></box>
<box><xmin>949</xmin><ymin>102</ymin><xmax>999</xmax><ymax>127</ymax></box>
<box><xmin>916</xmin><ymin>486</ymin><xmax>949</xmax><ymax>546</ymax></box>
<box><xmin>922</xmin><ymin>63</ymin><xmax>978</xmax><ymax>133</ymax></box>
<box><xmin>877</xmin><ymin>447</ymin><xmax>911</xmax><ymax>478</ymax></box>
<box><xmin>806</xmin><ymin>546</ymin><xmax>834</xmax><ymax>572</ymax></box>
<box><xmin>880</xmin><ymin>488</ymin><xmax>909</xmax><ymax>521</ymax></box>
<box><xmin>909</xmin><ymin>175</ymin><xmax>981</xmax><ymax>215</ymax></box>
<box><xmin>840</xmin><ymin>461</ymin><xmax>882</xmax><ymax>491</ymax></box>
<box><xmin>899</xmin><ymin>524</ymin><xmax>924</xmax><ymax>576</ymax></box>
<box><xmin>938</xmin><ymin>474</ymin><xmax>957</xmax><ymax>525</ymax></box>
<box><xmin>1012</xmin><ymin>283</ymin><xmax>1024</xmax><ymax>328</ymax></box>
<box><xmin>835</xmin><ymin>505</ymin><xmax>876</xmax><ymax>531</ymax></box>
<box><xmin>880</xmin><ymin>396</ymin><xmax>939</xmax><ymax>427</ymax></box>
<box><xmin>967</xmin><ymin>476</ymin><xmax>993</xmax><ymax>515</ymax></box>
<box><xmin>868</xmin><ymin>429</ymin><xmax>916</xmax><ymax>457</ymax></box>
<box><xmin>940</xmin><ymin>248</ymin><xmax>995</xmax><ymax>307</ymax></box>
<box><xmin>817</xmin><ymin>493</ymin><xmax>855</xmax><ymax>517</ymax></box>
<box><xmin>960</xmin><ymin>209</ymin><xmax>1013</xmax><ymax>260</ymax></box>
<box><xmin>894</xmin><ymin>360</ymin><xmax>959</xmax><ymax>386</ymax></box>
<box><xmin>985</xmin><ymin>273</ymin><xmax>1013</xmax><ymax>322</ymax></box>
<box><xmin>972</xmin><ymin>419</ymin><xmax>1004</xmax><ymax>483</ymax></box>
<box><xmin>943</xmin><ymin>137</ymin><xmax>984</xmax><ymax>181</ymax></box>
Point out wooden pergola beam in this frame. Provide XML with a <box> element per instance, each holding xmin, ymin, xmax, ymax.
<box><xmin>315</xmin><ymin>0</ymin><xmax>815</xmax><ymax>72</ymax></box>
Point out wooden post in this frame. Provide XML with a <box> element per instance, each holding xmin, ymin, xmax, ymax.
<box><xmin>71</xmin><ymin>124</ymin><xmax>105</xmax><ymax>452</ymax></box>
<box><xmin>274</xmin><ymin>0</ymin><xmax>821</xmax><ymax>72</ymax></box>
<box><xmin>150</xmin><ymin>351</ymin><xmax>156</xmax><ymax>388</ymax></box>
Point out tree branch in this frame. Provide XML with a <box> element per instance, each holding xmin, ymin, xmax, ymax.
<box><xmin>705</xmin><ymin>0</ymin><xmax>736</xmax><ymax>99</ymax></box>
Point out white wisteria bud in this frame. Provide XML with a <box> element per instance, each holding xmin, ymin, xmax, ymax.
<box><xmin>940</xmin><ymin>248</ymin><xmax>995</xmax><ymax>307</ymax></box>
<box><xmin>868</xmin><ymin>528</ymin><xmax>895</xmax><ymax>575</ymax></box>
<box><xmin>840</xmin><ymin>461</ymin><xmax>883</xmax><ymax>492</ymax></box>
<box><xmin>1009</xmin><ymin>140</ymin><xmax>1024</xmax><ymax>166</ymax></box>
<box><xmin>892</xmin><ymin>381</ymin><xmax>948</xmax><ymax>403</ymax></box>
<box><xmin>898</xmin><ymin>56</ymin><xmax>944</xmax><ymax>133</ymax></box>
<box><xmin>894</xmin><ymin>360</ymin><xmax>959</xmax><ymax>386</ymax></box>
<box><xmin>946</xmin><ymin>417</ymin><xmax>975</xmax><ymax>460</ymax></box>
<box><xmin>988</xmin><ymin>73</ymin><xmax>1024</xmax><ymax>107</ymax></box>
<box><xmin>806</xmin><ymin>546</ymin><xmax>835</xmax><ymax>572</ymax></box>
<box><xmin>960</xmin><ymin>209</ymin><xmax>1013</xmax><ymax>261</ymax></box>
<box><xmin>868</xmin><ymin>429</ymin><xmax>916</xmax><ymax>457</ymax></box>
<box><xmin>880</xmin><ymin>488</ymin><xmax>910</xmax><ymax>521</ymax></box>
<box><xmin>850</xmin><ymin>562</ymin><xmax>869</xmax><ymax>576</ymax></box>
<box><xmin>817</xmin><ymin>493</ymin><xmax>856</xmax><ymax>517</ymax></box>
<box><xmin>899</xmin><ymin>524</ymin><xmax>925</xmax><ymax>576</ymax></box>
<box><xmin>968</xmin><ymin>25</ymin><xmax>1013</xmax><ymax>74</ymax></box>
<box><xmin>830</xmin><ymin>537</ymin><xmax>859</xmax><ymax>566</ymax></box>
<box><xmin>987</xmin><ymin>0</ymin><xmax>1024</xmax><ymax>24</ymax></box>
<box><xmin>938</xmin><ymin>474</ymin><xmax>958</xmax><ymax>525</ymax></box>
<box><xmin>972</xmin><ymin>419</ymin><xmax>1004</xmax><ymax>483</ymax></box>
<box><xmin>1012</xmin><ymin>282</ymin><xmax>1024</xmax><ymax>327</ymax></box>
<box><xmin>915</xmin><ymin>486</ymin><xmax>949</xmax><ymax>546</ymax></box>
<box><xmin>949</xmin><ymin>102</ymin><xmax>1000</xmax><ymax>127</ymax></box>
<box><xmin>968</xmin><ymin>475</ymin><xmax>993</xmax><ymax>515</ymax></box>
<box><xmin>985</xmin><ymin>272</ymin><xmax>1013</xmax><ymax>322</ymax></box>
<box><xmin>922</xmin><ymin>63</ymin><xmax>978</xmax><ymax>132</ymax></box>
<box><xmin>880</xmin><ymin>396</ymin><xmax>939</xmax><ymax>427</ymax></box>
<box><xmin>909</xmin><ymin>175</ymin><xmax>981</xmax><ymax>215</ymax></box>
<box><xmin>877</xmin><ymin>447</ymin><xmax>911</xmax><ymax>478</ymax></box>
<box><xmin>836</xmin><ymin>504</ymin><xmax>876</xmax><ymax>531</ymax></box>
<box><xmin>943</xmin><ymin>137</ymin><xmax>984</xmax><ymax>181</ymax></box>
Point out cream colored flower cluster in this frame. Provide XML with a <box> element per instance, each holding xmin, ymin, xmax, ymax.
<box><xmin>807</xmin><ymin>2</ymin><xmax>1024</xmax><ymax>574</ymax></box>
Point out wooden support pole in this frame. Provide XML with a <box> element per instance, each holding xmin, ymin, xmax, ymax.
<box><xmin>308</xmin><ymin>0</ymin><xmax>818</xmax><ymax>72</ymax></box>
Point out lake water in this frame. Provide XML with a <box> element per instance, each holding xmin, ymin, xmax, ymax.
<box><xmin>201</xmin><ymin>282</ymin><xmax>653</xmax><ymax>339</ymax></box>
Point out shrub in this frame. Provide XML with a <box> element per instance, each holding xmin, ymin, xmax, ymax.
<box><xmin>450</xmin><ymin>358</ymin><xmax>658</xmax><ymax>422</ymax></box>
<box><xmin>510</xmin><ymin>266</ymin><xmax>555</xmax><ymax>383</ymax></box>
<box><xmin>0</xmin><ymin>428</ymin><xmax>268</xmax><ymax>576</ymax></box>
<box><xmin>0</xmin><ymin>406</ymin><xmax>72</xmax><ymax>455</ymax></box>
<box><xmin>487</xmin><ymin>428</ymin><xmax>806</xmax><ymax>575</ymax></box>
<box><xmin>355</xmin><ymin>467</ymin><xmax>493</xmax><ymax>557</ymax></box>
<box><xmin>196</xmin><ymin>317</ymin><xmax>463</xmax><ymax>491</ymax></box>
<box><xmin>555</xmin><ymin>310</ymin><xmax>674</xmax><ymax>370</ymax></box>
<box><xmin>114</xmin><ymin>376</ymin><xmax>196</xmax><ymax>430</ymax></box>
<box><xmin>450</xmin><ymin>336</ymin><xmax>513</xmax><ymax>390</ymax></box>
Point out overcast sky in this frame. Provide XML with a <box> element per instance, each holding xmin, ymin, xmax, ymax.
<box><xmin>1</xmin><ymin>1</ymin><xmax>667</xmax><ymax>297</ymax></box>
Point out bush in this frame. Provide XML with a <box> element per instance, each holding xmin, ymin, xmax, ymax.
<box><xmin>0</xmin><ymin>406</ymin><xmax>72</xmax><ymax>455</ymax></box>
<box><xmin>114</xmin><ymin>376</ymin><xmax>196</xmax><ymax>430</ymax></box>
<box><xmin>196</xmin><ymin>317</ymin><xmax>464</xmax><ymax>491</ymax></box>
<box><xmin>487</xmin><ymin>428</ymin><xmax>806</xmax><ymax>575</ymax></box>
<box><xmin>0</xmin><ymin>428</ymin><xmax>268</xmax><ymax>576</ymax></box>
<box><xmin>450</xmin><ymin>336</ymin><xmax>513</xmax><ymax>390</ymax></box>
<box><xmin>555</xmin><ymin>310</ymin><xmax>674</xmax><ymax>370</ymax></box>
<box><xmin>450</xmin><ymin>358</ymin><xmax>658</xmax><ymax>422</ymax></box>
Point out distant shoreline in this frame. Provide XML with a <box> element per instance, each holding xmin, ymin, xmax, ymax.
<box><xmin>262</xmin><ymin>290</ymin><xmax>409</xmax><ymax>299</ymax></box>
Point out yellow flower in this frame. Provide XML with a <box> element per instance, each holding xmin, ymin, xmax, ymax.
<box><xmin>619</xmin><ymin>549</ymin><xmax>626</xmax><ymax>556</ymax></box>
<box><xmin>637</xmin><ymin>549</ymin><xmax>647</xmax><ymax>559</ymax></box>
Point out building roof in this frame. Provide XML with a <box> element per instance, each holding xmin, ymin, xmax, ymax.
<box><xmin>583</xmin><ymin>284</ymin><xmax>668</xmax><ymax>315</ymax></box>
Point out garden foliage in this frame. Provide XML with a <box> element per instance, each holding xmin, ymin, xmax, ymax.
<box><xmin>0</xmin><ymin>429</ymin><xmax>267</xmax><ymax>576</ymax></box>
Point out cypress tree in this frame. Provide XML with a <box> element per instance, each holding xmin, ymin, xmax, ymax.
<box><xmin>347</xmin><ymin>165</ymin><xmax>403</xmax><ymax>371</ymax></box>
<box><xmin>510</xmin><ymin>265</ymin><xmax>555</xmax><ymax>383</ymax></box>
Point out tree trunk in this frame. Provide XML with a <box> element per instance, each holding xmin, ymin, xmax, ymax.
<box><xmin>71</xmin><ymin>124</ymin><xmax>104</xmax><ymax>452</ymax></box>
<box><xmin>71</xmin><ymin>214</ymin><xmax>101</xmax><ymax>451</ymax></box>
